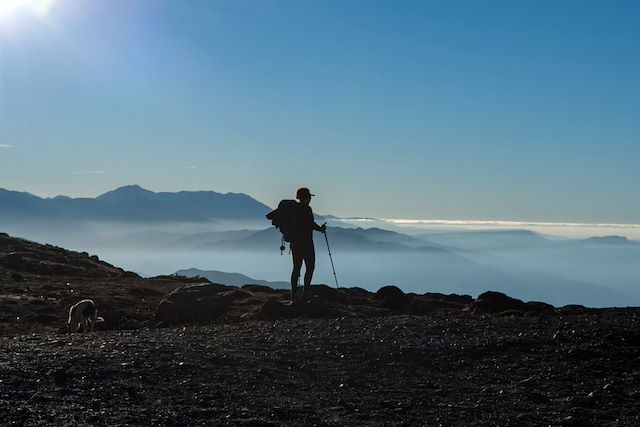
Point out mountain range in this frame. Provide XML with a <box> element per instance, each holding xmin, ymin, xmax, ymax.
<box><xmin>0</xmin><ymin>185</ymin><xmax>271</xmax><ymax>224</ymax></box>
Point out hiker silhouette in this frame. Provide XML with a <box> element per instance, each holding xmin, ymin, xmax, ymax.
<box><xmin>289</xmin><ymin>187</ymin><xmax>326</xmax><ymax>299</ymax></box>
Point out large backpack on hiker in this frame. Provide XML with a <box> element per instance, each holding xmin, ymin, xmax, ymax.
<box><xmin>266</xmin><ymin>200</ymin><xmax>301</xmax><ymax>245</ymax></box>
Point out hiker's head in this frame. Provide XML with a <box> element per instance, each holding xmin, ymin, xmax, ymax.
<box><xmin>296</xmin><ymin>187</ymin><xmax>314</xmax><ymax>204</ymax></box>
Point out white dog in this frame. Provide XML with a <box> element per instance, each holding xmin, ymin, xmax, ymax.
<box><xmin>67</xmin><ymin>299</ymin><xmax>104</xmax><ymax>333</ymax></box>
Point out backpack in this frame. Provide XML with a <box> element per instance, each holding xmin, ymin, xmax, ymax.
<box><xmin>266</xmin><ymin>199</ymin><xmax>301</xmax><ymax>244</ymax></box>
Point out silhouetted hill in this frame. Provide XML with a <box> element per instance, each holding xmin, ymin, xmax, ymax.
<box><xmin>0</xmin><ymin>232</ymin><xmax>135</xmax><ymax>278</ymax></box>
<box><xmin>337</xmin><ymin>226</ymin><xmax>430</xmax><ymax>248</ymax></box>
<box><xmin>584</xmin><ymin>235</ymin><xmax>638</xmax><ymax>246</ymax></box>
<box><xmin>174</xmin><ymin>268</ymin><xmax>289</xmax><ymax>289</ymax></box>
<box><xmin>0</xmin><ymin>185</ymin><xmax>272</xmax><ymax>225</ymax></box>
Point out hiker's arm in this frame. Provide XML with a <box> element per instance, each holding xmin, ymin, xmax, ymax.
<box><xmin>307</xmin><ymin>207</ymin><xmax>326</xmax><ymax>233</ymax></box>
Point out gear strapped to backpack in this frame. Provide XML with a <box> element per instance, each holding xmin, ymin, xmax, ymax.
<box><xmin>266</xmin><ymin>199</ymin><xmax>301</xmax><ymax>253</ymax></box>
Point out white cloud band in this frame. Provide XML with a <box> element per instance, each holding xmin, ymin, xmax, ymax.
<box><xmin>347</xmin><ymin>217</ymin><xmax>640</xmax><ymax>229</ymax></box>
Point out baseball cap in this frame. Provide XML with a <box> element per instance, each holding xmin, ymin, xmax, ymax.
<box><xmin>295</xmin><ymin>187</ymin><xmax>315</xmax><ymax>199</ymax></box>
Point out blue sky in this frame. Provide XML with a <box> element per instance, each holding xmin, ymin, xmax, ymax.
<box><xmin>0</xmin><ymin>0</ymin><xmax>638</xmax><ymax>223</ymax></box>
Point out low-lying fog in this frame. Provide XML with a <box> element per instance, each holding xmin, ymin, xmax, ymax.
<box><xmin>5</xmin><ymin>219</ymin><xmax>639</xmax><ymax>308</ymax></box>
<box><xmin>92</xmin><ymin>246</ymin><xmax>637</xmax><ymax>309</ymax></box>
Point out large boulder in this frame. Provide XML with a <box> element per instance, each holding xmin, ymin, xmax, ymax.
<box><xmin>471</xmin><ymin>291</ymin><xmax>555</xmax><ymax>314</ymax></box>
<box><xmin>155</xmin><ymin>283</ymin><xmax>249</xmax><ymax>324</ymax></box>
<box><xmin>308</xmin><ymin>284</ymin><xmax>353</xmax><ymax>304</ymax></box>
<box><xmin>422</xmin><ymin>292</ymin><xmax>473</xmax><ymax>305</ymax></box>
<box><xmin>374</xmin><ymin>285</ymin><xmax>411</xmax><ymax>312</ymax></box>
<box><xmin>471</xmin><ymin>291</ymin><xmax>528</xmax><ymax>314</ymax></box>
<box><xmin>409</xmin><ymin>293</ymin><xmax>473</xmax><ymax>315</ymax></box>
<box><xmin>338</xmin><ymin>287</ymin><xmax>373</xmax><ymax>306</ymax></box>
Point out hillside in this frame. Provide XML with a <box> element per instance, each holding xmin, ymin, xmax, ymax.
<box><xmin>0</xmin><ymin>232</ymin><xmax>192</xmax><ymax>335</ymax></box>
<box><xmin>2</xmin><ymin>233</ymin><xmax>640</xmax><ymax>425</ymax></box>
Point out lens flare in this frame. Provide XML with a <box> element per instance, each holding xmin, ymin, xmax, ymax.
<box><xmin>0</xmin><ymin>0</ymin><xmax>23</xmax><ymax>18</ymax></box>
<box><xmin>0</xmin><ymin>0</ymin><xmax>57</xmax><ymax>19</ymax></box>
<box><xmin>34</xmin><ymin>0</ymin><xmax>56</xmax><ymax>17</ymax></box>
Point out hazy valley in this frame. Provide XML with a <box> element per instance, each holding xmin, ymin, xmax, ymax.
<box><xmin>1</xmin><ymin>185</ymin><xmax>638</xmax><ymax>308</ymax></box>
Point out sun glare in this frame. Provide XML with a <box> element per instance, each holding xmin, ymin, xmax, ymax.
<box><xmin>0</xmin><ymin>0</ymin><xmax>57</xmax><ymax>19</ymax></box>
<box><xmin>0</xmin><ymin>0</ymin><xmax>22</xmax><ymax>18</ymax></box>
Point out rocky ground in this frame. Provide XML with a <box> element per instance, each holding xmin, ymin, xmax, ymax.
<box><xmin>2</xmin><ymin>311</ymin><xmax>640</xmax><ymax>426</ymax></box>
<box><xmin>2</xmin><ymin>232</ymin><xmax>640</xmax><ymax>425</ymax></box>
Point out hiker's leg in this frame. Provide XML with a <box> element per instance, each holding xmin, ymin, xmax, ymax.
<box><xmin>291</xmin><ymin>245</ymin><xmax>303</xmax><ymax>297</ymax></box>
<box><xmin>303</xmin><ymin>245</ymin><xmax>315</xmax><ymax>291</ymax></box>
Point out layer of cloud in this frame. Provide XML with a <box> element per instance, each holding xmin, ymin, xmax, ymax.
<box><xmin>345</xmin><ymin>217</ymin><xmax>640</xmax><ymax>229</ymax></box>
<box><xmin>0</xmin><ymin>144</ymin><xmax>13</xmax><ymax>148</ymax></box>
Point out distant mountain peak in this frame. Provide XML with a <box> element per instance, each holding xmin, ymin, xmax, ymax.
<box><xmin>586</xmin><ymin>235</ymin><xmax>633</xmax><ymax>245</ymax></box>
<box><xmin>106</xmin><ymin>184</ymin><xmax>153</xmax><ymax>194</ymax></box>
<box><xmin>96</xmin><ymin>185</ymin><xmax>156</xmax><ymax>201</ymax></box>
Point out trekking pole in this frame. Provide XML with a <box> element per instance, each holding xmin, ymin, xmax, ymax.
<box><xmin>323</xmin><ymin>229</ymin><xmax>339</xmax><ymax>288</ymax></box>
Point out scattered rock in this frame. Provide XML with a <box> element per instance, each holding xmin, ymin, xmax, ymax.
<box><xmin>471</xmin><ymin>291</ymin><xmax>528</xmax><ymax>313</ymax></box>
